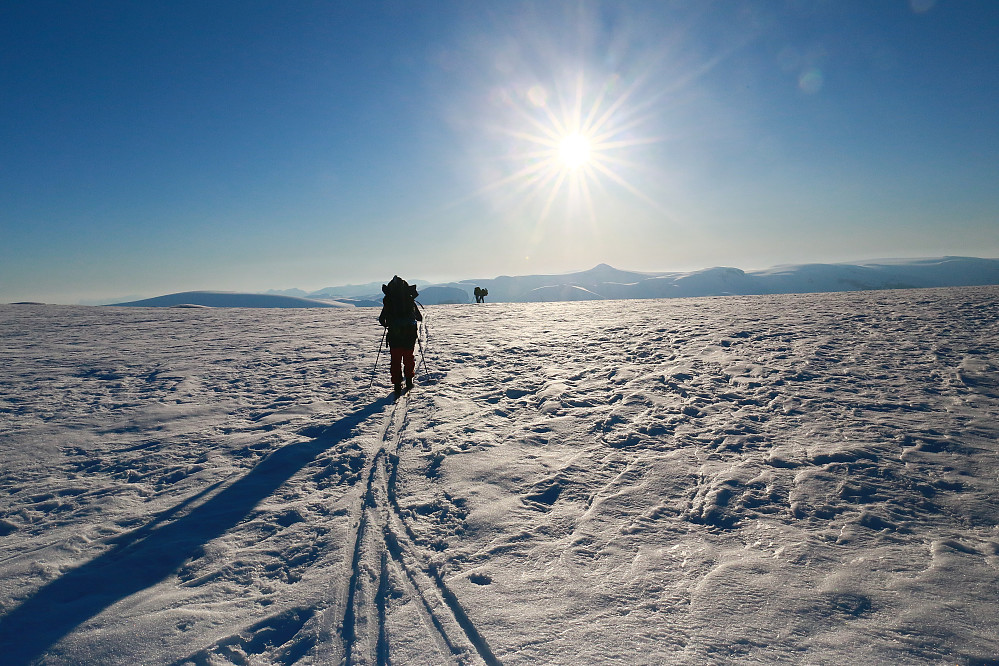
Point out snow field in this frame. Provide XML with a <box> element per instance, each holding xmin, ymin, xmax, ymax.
<box><xmin>398</xmin><ymin>290</ymin><xmax>999</xmax><ymax>664</ymax></box>
<box><xmin>0</xmin><ymin>287</ymin><xmax>997</xmax><ymax>664</ymax></box>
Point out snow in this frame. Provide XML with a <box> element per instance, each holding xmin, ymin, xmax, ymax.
<box><xmin>1</xmin><ymin>286</ymin><xmax>998</xmax><ymax>665</ymax></box>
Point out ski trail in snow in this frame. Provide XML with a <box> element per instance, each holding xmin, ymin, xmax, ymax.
<box><xmin>381</xmin><ymin>407</ymin><xmax>501</xmax><ymax>666</ymax></box>
<box><xmin>308</xmin><ymin>398</ymin><xmax>401</xmax><ymax>665</ymax></box>
<box><xmin>334</xmin><ymin>391</ymin><xmax>499</xmax><ymax>665</ymax></box>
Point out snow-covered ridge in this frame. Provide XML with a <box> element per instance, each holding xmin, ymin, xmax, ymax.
<box><xmin>110</xmin><ymin>291</ymin><xmax>356</xmax><ymax>309</ymax></box>
<box><xmin>100</xmin><ymin>257</ymin><xmax>999</xmax><ymax>308</ymax></box>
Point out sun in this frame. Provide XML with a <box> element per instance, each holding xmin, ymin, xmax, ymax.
<box><xmin>470</xmin><ymin>71</ymin><xmax>662</xmax><ymax>224</ymax></box>
<box><xmin>462</xmin><ymin>64</ymin><xmax>663</xmax><ymax>229</ymax></box>
<box><xmin>558</xmin><ymin>133</ymin><xmax>592</xmax><ymax>170</ymax></box>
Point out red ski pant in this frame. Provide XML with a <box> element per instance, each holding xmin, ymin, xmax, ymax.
<box><xmin>389</xmin><ymin>347</ymin><xmax>415</xmax><ymax>385</ymax></box>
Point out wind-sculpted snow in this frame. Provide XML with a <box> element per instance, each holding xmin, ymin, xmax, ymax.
<box><xmin>1</xmin><ymin>288</ymin><xmax>997</xmax><ymax>664</ymax></box>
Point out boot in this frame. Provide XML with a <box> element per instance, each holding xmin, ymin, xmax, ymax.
<box><xmin>393</xmin><ymin>381</ymin><xmax>402</xmax><ymax>396</ymax></box>
<box><xmin>405</xmin><ymin>377</ymin><xmax>414</xmax><ymax>391</ymax></box>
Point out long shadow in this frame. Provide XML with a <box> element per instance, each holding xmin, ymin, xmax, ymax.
<box><xmin>0</xmin><ymin>395</ymin><xmax>394</xmax><ymax>665</ymax></box>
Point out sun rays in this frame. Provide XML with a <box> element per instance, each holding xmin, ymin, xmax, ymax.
<box><xmin>475</xmin><ymin>69</ymin><xmax>664</xmax><ymax>226</ymax></box>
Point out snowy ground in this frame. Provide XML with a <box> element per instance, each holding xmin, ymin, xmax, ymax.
<box><xmin>1</xmin><ymin>287</ymin><xmax>998</xmax><ymax>665</ymax></box>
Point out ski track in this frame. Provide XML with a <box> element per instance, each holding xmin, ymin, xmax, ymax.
<box><xmin>1</xmin><ymin>287</ymin><xmax>998</xmax><ymax>664</ymax></box>
<box><xmin>336</xmin><ymin>392</ymin><xmax>499</xmax><ymax>666</ymax></box>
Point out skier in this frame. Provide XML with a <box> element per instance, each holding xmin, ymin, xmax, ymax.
<box><xmin>378</xmin><ymin>275</ymin><xmax>423</xmax><ymax>395</ymax></box>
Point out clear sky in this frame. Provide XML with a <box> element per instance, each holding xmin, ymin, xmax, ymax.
<box><xmin>2</xmin><ymin>0</ymin><xmax>998</xmax><ymax>304</ymax></box>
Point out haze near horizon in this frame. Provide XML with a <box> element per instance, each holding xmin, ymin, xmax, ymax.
<box><xmin>2</xmin><ymin>1</ymin><xmax>998</xmax><ymax>304</ymax></box>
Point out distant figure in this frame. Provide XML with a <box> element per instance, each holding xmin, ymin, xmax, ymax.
<box><xmin>474</xmin><ymin>286</ymin><xmax>488</xmax><ymax>303</ymax></box>
<box><xmin>378</xmin><ymin>275</ymin><xmax>423</xmax><ymax>395</ymax></box>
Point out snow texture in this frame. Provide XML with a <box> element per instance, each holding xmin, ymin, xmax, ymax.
<box><xmin>1</xmin><ymin>286</ymin><xmax>998</xmax><ymax>665</ymax></box>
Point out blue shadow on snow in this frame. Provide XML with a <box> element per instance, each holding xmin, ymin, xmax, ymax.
<box><xmin>0</xmin><ymin>395</ymin><xmax>394</xmax><ymax>665</ymax></box>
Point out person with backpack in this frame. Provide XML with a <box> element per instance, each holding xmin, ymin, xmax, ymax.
<box><xmin>378</xmin><ymin>275</ymin><xmax>423</xmax><ymax>394</ymax></box>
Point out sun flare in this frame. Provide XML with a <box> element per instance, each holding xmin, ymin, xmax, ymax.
<box><xmin>474</xmin><ymin>69</ymin><xmax>662</xmax><ymax>224</ymax></box>
<box><xmin>558</xmin><ymin>133</ymin><xmax>592</xmax><ymax>170</ymax></box>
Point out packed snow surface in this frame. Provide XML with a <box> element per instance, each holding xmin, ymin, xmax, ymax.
<box><xmin>1</xmin><ymin>287</ymin><xmax>998</xmax><ymax>665</ymax></box>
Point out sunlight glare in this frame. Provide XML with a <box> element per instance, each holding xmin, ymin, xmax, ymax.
<box><xmin>559</xmin><ymin>133</ymin><xmax>592</xmax><ymax>170</ymax></box>
<box><xmin>469</xmin><ymin>63</ymin><xmax>665</xmax><ymax>226</ymax></box>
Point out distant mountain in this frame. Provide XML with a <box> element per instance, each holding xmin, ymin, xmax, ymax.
<box><xmin>307</xmin><ymin>282</ymin><xmax>385</xmax><ymax>299</ymax></box>
<box><xmin>444</xmin><ymin>262</ymin><xmax>668</xmax><ymax>303</ymax></box>
<box><xmin>111</xmin><ymin>292</ymin><xmax>350</xmax><ymax>308</ymax></box>
<box><xmin>102</xmin><ymin>257</ymin><xmax>999</xmax><ymax>309</ymax></box>
<box><xmin>306</xmin><ymin>278</ymin><xmax>429</xmax><ymax>300</ymax></box>
<box><xmin>445</xmin><ymin>257</ymin><xmax>999</xmax><ymax>303</ymax></box>
<box><xmin>417</xmin><ymin>286</ymin><xmax>471</xmax><ymax>305</ymax></box>
<box><xmin>335</xmin><ymin>297</ymin><xmax>383</xmax><ymax>308</ymax></box>
<box><xmin>525</xmin><ymin>284</ymin><xmax>604</xmax><ymax>302</ymax></box>
<box><xmin>264</xmin><ymin>288</ymin><xmax>309</xmax><ymax>298</ymax></box>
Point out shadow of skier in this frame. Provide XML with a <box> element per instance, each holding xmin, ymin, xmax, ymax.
<box><xmin>0</xmin><ymin>395</ymin><xmax>395</xmax><ymax>665</ymax></box>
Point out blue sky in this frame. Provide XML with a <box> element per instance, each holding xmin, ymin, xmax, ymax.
<box><xmin>2</xmin><ymin>0</ymin><xmax>997</xmax><ymax>303</ymax></box>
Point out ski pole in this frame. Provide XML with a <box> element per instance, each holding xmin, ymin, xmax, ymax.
<box><xmin>413</xmin><ymin>301</ymin><xmax>433</xmax><ymax>381</ymax></box>
<box><xmin>368</xmin><ymin>328</ymin><xmax>386</xmax><ymax>390</ymax></box>
<box><xmin>416</xmin><ymin>324</ymin><xmax>433</xmax><ymax>382</ymax></box>
<box><xmin>416</xmin><ymin>301</ymin><xmax>430</xmax><ymax>346</ymax></box>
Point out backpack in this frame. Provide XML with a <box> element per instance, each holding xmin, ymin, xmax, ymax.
<box><xmin>381</xmin><ymin>276</ymin><xmax>419</xmax><ymax>324</ymax></box>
